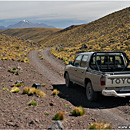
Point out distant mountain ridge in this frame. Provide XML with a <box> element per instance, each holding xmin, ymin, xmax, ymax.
<box><xmin>0</xmin><ymin>20</ymin><xmax>55</xmax><ymax>30</ymax></box>
<box><xmin>0</xmin><ymin>26</ymin><xmax>7</xmax><ymax>30</ymax></box>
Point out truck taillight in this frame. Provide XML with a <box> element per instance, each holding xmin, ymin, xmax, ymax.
<box><xmin>101</xmin><ymin>76</ymin><xmax>105</xmax><ymax>86</ymax></box>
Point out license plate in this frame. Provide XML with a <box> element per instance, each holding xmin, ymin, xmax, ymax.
<box><xmin>120</xmin><ymin>87</ymin><xmax>130</xmax><ymax>92</ymax></box>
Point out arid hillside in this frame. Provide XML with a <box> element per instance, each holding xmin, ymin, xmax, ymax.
<box><xmin>49</xmin><ymin>7</ymin><xmax>130</xmax><ymax>64</ymax></box>
<box><xmin>0</xmin><ymin>34</ymin><xmax>41</xmax><ymax>62</ymax></box>
<box><xmin>1</xmin><ymin>28</ymin><xmax>61</xmax><ymax>45</ymax></box>
<box><xmin>43</xmin><ymin>7</ymin><xmax>130</xmax><ymax>48</ymax></box>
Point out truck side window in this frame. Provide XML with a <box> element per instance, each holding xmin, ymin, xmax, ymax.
<box><xmin>115</xmin><ymin>56</ymin><xmax>124</xmax><ymax>65</ymax></box>
<box><xmin>73</xmin><ymin>55</ymin><xmax>82</xmax><ymax>66</ymax></box>
<box><xmin>80</xmin><ymin>55</ymin><xmax>88</xmax><ymax>67</ymax></box>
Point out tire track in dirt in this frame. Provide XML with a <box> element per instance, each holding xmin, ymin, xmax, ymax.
<box><xmin>42</xmin><ymin>47</ymin><xmax>65</xmax><ymax>71</ymax></box>
<box><xmin>28</xmin><ymin>48</ymin><xmax>130</xmax><ymax>128</ymax></box>
<box><xmin>28</xmin><ymin>49</ymin><xmax>64</xmax><ymax>84</ymax></box>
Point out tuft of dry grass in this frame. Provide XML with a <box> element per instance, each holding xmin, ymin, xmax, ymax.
<box><xmin>3</xmin><ymin>88</ymin><xmax>9</xmax><ymax>92</ymax></box>
<box><xmin>89</xmin><ymin>122</ymin><xmax>111</xmax><ymax>129</ymax></box>
<box><xmin>53</xmin><ymin>110</ymin><xmax>65</xmax><ymax>120</ymax></box>
<box><xmin>10</xmin><ymin>87</ymin><xmax>20</xmax><ymax>93</ymax></box>
<box><xmin>35</xmin><ymin>89</ymin><xmax>46</xmax><ymax>97</ymax></box>
<box><xmin>51</xmin><ymin>89</ymin><xmax>60</xmax><ymax>96</ymax></box>
<box><xmin>22</xmin><ymin>87</ymin><xmax>46</xmax><ymax>97</ymax></box>
<box><xmin>42</xmin><ymin>83</ymin><xmax>46</xmax><ymax>87</ymax></box>
<box><xmin>28</xmin><ymin>87</ymin><xmax>36</xmax><ymax>95</ymax></box>
<box><xmin>72</xmin><ymin>106</ymin><xmax>85</xmax><ymax>116</ymax></box>
<box><xmin>28</xmin><ymin>99</ymin><xmax>38</xmax><ymax>106</ymax></box>
<box><xmin>22</xmin><ymin>87</ymin><xmax>29</xmax><ymax>94</ymax></box>
<box><xmin>16</xmin><ymin>82</ymin><xmax>22</xmax><ymax>87</ymax></box>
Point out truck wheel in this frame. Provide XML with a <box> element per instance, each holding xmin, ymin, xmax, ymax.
<box><xmin>65</xmin><ymin>73</ymin><xmax>73</xmax><ymax>87</ymax></box>
<box><xmin>86</xmin><ymin>82</ymin><xmax>97</xmax><ymax>101</ymax></box>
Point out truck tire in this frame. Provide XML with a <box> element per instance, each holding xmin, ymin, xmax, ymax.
<box><xmin>86</xmin><ymin>82</ymin><xmax>97</xmax><ymax>101</ymax></box>
<box><xmin>65</xmin><ymin>73</ymin><xmax>73</xmax><ymax>87</ymax></box>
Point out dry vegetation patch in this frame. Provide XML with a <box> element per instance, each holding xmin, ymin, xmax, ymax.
<box><xmin>0</xmin><ymin>34</ymin><xmax>42</xmax><ymax>63</ymax></box>
<box><xmin>89</xmin><ymin>122</ymin><xmax>111</xmax><ymax>129</ymax></box>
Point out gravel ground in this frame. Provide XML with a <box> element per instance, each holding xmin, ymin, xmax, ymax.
<box><xmin>0</xmin><ymin>48</ymin><xmax>129</xmax><ymax>129</ymax></box>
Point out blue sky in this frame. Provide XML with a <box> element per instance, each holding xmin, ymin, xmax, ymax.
<box><xmin>0</xmin><ymin>1</ymin><xmax>130</xmax><ymax>28</ymax></box>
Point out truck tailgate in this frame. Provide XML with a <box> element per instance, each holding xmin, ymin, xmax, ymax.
<box><xmin>106</xmin><ymin>74</ymin><xmax>130</xmax><ymax>89</ymax></box>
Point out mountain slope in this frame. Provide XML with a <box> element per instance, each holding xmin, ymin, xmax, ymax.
<box><xmin>42</xmin><ymin>7</ymin><xmax>130</xmax><ymax>48</ymax></box>
<box><xmin>49</xmin><ymin>7</ymin><xmax>130</xmax><ymax>64</ymax></box>
<box><xmin>1</xmin><ymin>28</ymin><xmax>61</xmax><ymax>43</ymax></box>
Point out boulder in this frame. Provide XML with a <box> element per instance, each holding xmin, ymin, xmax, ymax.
<box><xmin>47</xmin><ymin>121</ymin><xmax>64</xmax><ymax>130</ymax></box>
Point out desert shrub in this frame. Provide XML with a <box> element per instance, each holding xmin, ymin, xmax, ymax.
<box><xmin>28</xmin><ymin>87</ymin><xmax>36</xmax><ymax>95</ymax></box>
<box><xmin>2</xmin><ymin>57</ymin><xmax>8</xmax><ymax>60</ymax></box>
<box><xmin>8</xmin><ymin>69</ymin><xmax>15</xmax><ymax>74</ymax></box>
<box><xmin>16</xmin><ymin>82</ymin><xmax>22</xmax><ymax>87</ymax></box>
<box><xmin>13</xmin><ymin>68</ymin><xmax>16</xmax><ymax>70</ymax></box>
<box><xmin>35</xmin><ymin>89</ymin><xmax>46</xmax><ymax>97</ymax></box>
<box><xmin>53</xmin><ymin>110</ymin><xmax>65</xmax><ymax>120</ymax></box>
<box><xmin>22</xmin><ymin>87</ymin><xmax>30</xmax><ymax>94</ymax></box>
<box><xmin>42</xmin><ymin>83</ymin><xmax>46</xmax><ymax>87</ymax></box>
<box><xmin>3</xmin><ymin>88</ymin><xmax>9</xmax><ymax>92</ymax></box>
<box><xmin>8</xmin><ymin>68</ymin><xmax>19</xmax><ymax>75</ymax></box>
<box><xmin>40</xmin><ymin>56</ymin><xmax>44</xmax><ymax>60</ymax></box>
<box><xmin>45</xmin><ymin>112</ymin><xmax>49</xmax><ymax>115</ymax></box>
<box><xmin>52</xmin><ymin>89</ymin><xmax>60</xmax><ymax>96</ymax></box>
<box><xmin>31</xmin><ymin>69</ymin><xmax>36</xmax><ymax>72</ymax></box>
<box><xmin>22</xmin><ymin>87</ymin><xmax>46</xmax><ymax>97</ymax></box>
<box><xmin>10</xmin><ymin>87</ymin><xmax>20</xmax><ymax>93</ymax></box>
<box><xmin>89</xmin><ymin>122</ymin><xmax>111</xmax><ymax>129</ymax></box>
<box><xmin>25</xmin><ymin>107</ymin><xmax>29</xmax><ymax>110</ymax></box>
<box><xmin>17</xmin><ymin>57</ymin><xmax>24</xmax><ymax>62</ymax></box>
<box><xmin>65</xmin><ymin>104</ymin><xmax>69</xmax><ymax>108</ymax></box>
<box><xmin>38</xmin><ymin>49</ymin><xmax>43</xmax><ymax>53</ymax></box>
<box><xmin>28</xmin><ymin>100</ymin><xmax>38</xmax><ymax>106</ymax></box>
<box><xmin>72</xmin><ymin>106</ymin><xmax>85</xmax><ymax>116</ymax></box>
<box><xmin>1</xmin><ymin>83</ymin><xmax>5</xmax><ymax>86</ymax></box>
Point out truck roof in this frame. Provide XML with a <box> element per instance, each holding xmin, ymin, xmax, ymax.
<box><xmin>79</xmin><ymin>51</ymin><xmax>125</xmax><ymax>56</ymax></box>
<box><xmin>80</xmin><ymin>52</ymin><xmax>94</xmax><ymax>55</ymax></box>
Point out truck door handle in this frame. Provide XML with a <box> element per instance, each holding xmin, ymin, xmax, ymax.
<box><xmin>75</xmin><ymin>69</ymin><xmax>77</xmax><ymax>71</ymax></box>
<box><xmin>81</xmin><ymin>71</ymin><xmax>84</xmax><ymax>73</ymax></box>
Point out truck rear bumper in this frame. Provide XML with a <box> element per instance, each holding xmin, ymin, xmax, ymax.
<box><xmin>102</xmin><ymin>90</ymin><xmax>130</xmax><ymax>97</ymax></box>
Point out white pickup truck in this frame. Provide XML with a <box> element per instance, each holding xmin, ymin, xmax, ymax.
<box><xmin>64</xmin><ymin>52</ymin><xmax>130</xmax><ymax>101</ymax></box>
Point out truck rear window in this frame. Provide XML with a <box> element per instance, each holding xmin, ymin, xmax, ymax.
<box><xmin>90</xmin><ymin>55</ymin><xmax>125</xmax><ymax>72</ymax></box>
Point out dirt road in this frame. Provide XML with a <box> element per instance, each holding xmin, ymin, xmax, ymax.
<box><xmin>28</xmin><ymin>48</ymin><xmax>130</xmax><ymax>129</ymax></box>
<box><xmin>28</xmin><ymin>49</ymin><xmax>64</xmax><ymax>84</ymax></box>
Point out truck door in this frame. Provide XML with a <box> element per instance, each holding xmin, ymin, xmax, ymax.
<box><xmin>78</xmin><ymin>55</ymin><xmax>89</xmax><ymax>86</ymax></box>
<box><xmin>69</xmin><ymin>55</ymin><xmax>82</xmax><ymax>82</ymax></box>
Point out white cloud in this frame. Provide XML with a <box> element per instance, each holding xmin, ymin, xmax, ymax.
<box><xmin>0</xmin><ymin>1</ymin><xmax>130</xmax><ymax>27</ymax></box>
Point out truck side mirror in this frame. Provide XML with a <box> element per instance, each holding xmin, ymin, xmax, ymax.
<box><xmin>69</xmin><ymin>61</ymin><xmax>73</xmax><ymax>65</ymax></box>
